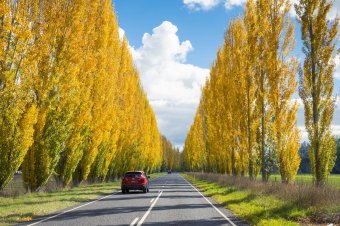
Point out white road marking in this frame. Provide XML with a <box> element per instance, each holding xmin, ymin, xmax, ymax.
<box><xmin>183</xmin><ymin>177</ymin><xmax>237</xmax><ymax>226</ymax></box>
<box><xmin>137</xmin><ymin>190</ymin><xmax>163</xmax><ymax>226</ymax></box>
<box><xmin>150</xmin><ymin>198</ymin><xmax>154</xmax><ymax>203</ymax></box>
<box><xmin>27</xmin><ymin>192</ymin><xmax>119</xmax><ymax>226</ymax></box>
<box><xmin>130</xmin><ymin>217</ymin><xmax>139</xmax><ymax>226</ymax></box>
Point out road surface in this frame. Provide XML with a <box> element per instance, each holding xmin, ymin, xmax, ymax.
<box><xmin>22</xmin><ymin>173</ymin><xmax>247</xmax><ymax>226</ymax></box>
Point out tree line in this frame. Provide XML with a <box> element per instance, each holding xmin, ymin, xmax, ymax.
<box><xmin>183</xmin><ymin>0</ymin><xmax>338</xmax><ymax>186</ymax></box>
<box><xmin>299</xmin><ymin>138</ymin><xmax>340</xmax><ymax>174</ymax></box>
<box><xmin>161</xmin><ymin>136</ymin><xmax>182</xmax><ymax>172</ymax></box>
<box><xmin>0</xmin><ymin>0</ymin><xmax>167</xmax><ymax>191</ymax></box>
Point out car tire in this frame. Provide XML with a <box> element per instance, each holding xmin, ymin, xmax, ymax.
<box><xmin>122</xmin><ymin>189</ymin><xmax>126</xmax><ymax>194</ymax></box>
<box><xmin>143</xmin><ymin>188</ymin><xmax>147</xmax><ymax>193</ymax></box>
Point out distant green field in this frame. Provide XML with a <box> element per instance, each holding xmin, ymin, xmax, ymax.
<box><xmin>264</xmin><ymin>174</ymin><xmax>340</xmax><ymax>189</ymax></box>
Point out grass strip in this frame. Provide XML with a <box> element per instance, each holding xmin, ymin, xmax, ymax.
<box><xmin>184</xmin><ymin>174</ymin><xmax>317</xmax><ymax>226</ymax></box>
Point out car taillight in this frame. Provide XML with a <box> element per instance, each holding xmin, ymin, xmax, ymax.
<box><xmin>138</xmin><ymin>178</ymin><xmax>145</xmax><ymax>183</ymax></box>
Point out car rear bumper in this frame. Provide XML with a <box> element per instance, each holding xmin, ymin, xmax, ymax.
<box><xmin>121</xmin><ymin>184</ymin><xmax>147</xmax><ymax>191</ymax></box>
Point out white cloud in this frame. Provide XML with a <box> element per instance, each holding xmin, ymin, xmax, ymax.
<box><xmin>183</xmin><ymin>0</ymin><xmax>221</xmax><ymax>10</ymax></box>
<box><xmin>328</xmin><ymin>1</ymin><xmax>340</xmax><ymax>20</ymax></box>
<box><xmin>289</xmin><ymin>0</ymin><xmax>340</xmax><ymax>19</ymax></box>
<box><xmin>118</xmin><ymin>27</ymin><xmax>125</xmax><ymax>42</ymax></box>
<box><xmin>130</xmin><ymin>21</ymin><xmax>209</xmax><ymax>148</ymax></box>
<box><xmin>299</xmin><ymin>125</ymin><xmax>340</xmax><ymax>143</ymax></box>
<box><xmin>297</xmin><ymin>96</ymin><xmax>340</xmax><ymax>142</ymax></box>
<box><xmin>334</xmin><ymin>55</ymin><xmax>340</xmax><ymax>80</ymax></box>
<box><xmin>183</xmin><ymin>0</ymin><xmax>247</xmax><ymax>10</ymax></box>
<box><xmin>182</xmin><ymin>0</ymin><xmax>340</xmax><ymax>19</ymax></box>
<box><xmin>224</xmin><ymin>0</ymin><xmax>247</xmax><ymax>10</ymax></box>
<box><xmin>288</xmin><ymin>0</ymin><xmax>299</xmax><ymax>17</ymax></box>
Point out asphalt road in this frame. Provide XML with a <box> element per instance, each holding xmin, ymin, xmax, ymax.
<box><xmin>22</xmin><ymin>173</ymin><xmax>247</xmax><ymax>226</ymax></box>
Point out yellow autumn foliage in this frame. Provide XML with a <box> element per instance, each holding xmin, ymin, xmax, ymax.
<box><xmin>0</xmin><ymin>0</ymin><xmax>164</xmax><ymax>190</ymax></box>
<box><xmin>184</xmin><ymin>0</ymin><xmax>302</xmax><ymax>183</ymax></box>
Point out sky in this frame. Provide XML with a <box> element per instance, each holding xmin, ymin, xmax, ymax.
<box><xmin>113</xmin><ymin>0</ymin><xmax>340</xmax><ymax>149</ymax></box>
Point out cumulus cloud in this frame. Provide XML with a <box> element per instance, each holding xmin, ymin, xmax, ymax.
<box><xmin>183</xmin><ymin>0</ymin><xmax>340</xmax><ymax>19</ymax></box>
<box><xmin>289</xmin><ymin>0</ymin><xmax>340</xmax><ymax>19</ymax></box>
<box><xmin>328</xmin><ymin>1</ymin><xmax>340</xmax><ymax>20</ymax></box>
<box><xmin>334</xmin><ymin>55</ymin><xmax>340</xmax><ymax>80</ymax></box>
<box><xmin>182</xmin><ymin>0</ymin><xmax>247</xmax><ymax>10</ymax></box>
<box><xmin>288</xmin><ymin>0</ymin><xmax>299</xmax><ymax>17</ymax></box>
<box><xmin>224</xmin><ymin>0</ymin><xmax>247</xmax><ymax>9</ymax></box>
<box><xmin>130</xmin><ymin>21</ymin><xmax>209</xmax><ymax>148</ymax></box>
<box><xmin>297</xmin><ymin>96</ymin><xmax>340</xmax><ymax>142</ymax></box>
<box><xmin>299</xmin><ymin>125</ymin><xmax>340</xmax><ymax>143</ymax></box>
<box><xmin>118</xmin><ymin>27</ymin><xmax>125</xmax><ymax>42</ymax></box>
<box><xmin>183</xmin><ymin>0</ymin><xmax>221</xmax><ymax>10</ymax></box>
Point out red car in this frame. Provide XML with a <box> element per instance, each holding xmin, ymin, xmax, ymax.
<box><xmin>121</xmin><ymin>171</ymin><xmax>150</xmax><ymax>193</ymax></box>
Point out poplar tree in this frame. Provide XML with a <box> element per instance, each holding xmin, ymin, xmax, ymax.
<box><xmin>183</xmin><ymin>102</ymin><xmax>208</xmax><ymax>171</ymax></box>
<box><xmin>263</xmin><ymin>0</ymin><xmax>301</xmax><ymax>184</ymax></box>
<box><xmin>56</xmin><ymin>0</ymin><xmax>87</xmax><ymax>187</ymax></box>
<box><xmin>88</xmin><ymin>0</ymin><xmax>121</xmax><ymax>182</ymax></box>
<box><xmin>22</xmin><ymin>0</ymin><xmax>77</xmax><ymax>191</ymax></box>
<box><xmin>0</xmin><ymin>0</ymin><xmax>39</xmax><ymax>189</ymax></box>
<box><xmin>244</xmin><ymin>0</ymin><xmax>260</xmax><ymax>179</ymax></box>
<box><xmin>295</xmin><ymin>0</ymin><xmax>338</xmax><ymax>186</ymax></box>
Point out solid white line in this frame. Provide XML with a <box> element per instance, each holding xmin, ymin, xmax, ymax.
<box><xmin>182</xmin><ymin>177</ymin><xmax>237</xmax><ymax>226</ymax></box>
<box><xmin>27</xmin><ymin>192</ymin><xmax>119</xmax><ymax>226</ymax></box>
<box><xmin>137</xmin><ymin>190</ymin><xmax>163</xmax><ymax>226</ymax></box>
<box><xmin>130</xmin><ymin>217</ymin><xmax>139</xmax><ymax>226</ymax></box>
<box><xmin>150</xmin><ymin>198</ymin><xmax>154</xmax><ymax>203</ymax></box>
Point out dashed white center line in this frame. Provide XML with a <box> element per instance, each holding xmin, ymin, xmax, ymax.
<box><xmin>130</xmin><ymin>217</ymin><xmax>139</xmax><ymax>226</ymax></box>
<box><xmin>150</xmin><ymin>198</ymin><xmax>154</xmax><ymax>203</ymax></box>
<box><xmin>137</xmin><ymin>190</ymin><xmax>163</xmax><ymax>226</ymax></box>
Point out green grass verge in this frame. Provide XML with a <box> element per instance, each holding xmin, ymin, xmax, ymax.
<box><xmin>184</xmin><ymin>174</ymin><xmax>313</xmax><ymax>226</ymax></box>
<box><xmin>0</xmin><ymin>181</ymin><xmax>120</xmax><ymax>226</ymax></box>
<box><xmin>0</xmin><ymin>172</ymin><xmax>165</xmax><ymax>226</ymax></box>
<box><xmin>264</xmin><ymin>174</ymin><xmax>340</xmax><ymax>189</ymax></box>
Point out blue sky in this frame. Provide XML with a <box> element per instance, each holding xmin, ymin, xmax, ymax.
<box><xmin>113</xmin><ymin>0</ymin><xmax>340</xmax><ymax>148</ymax></box>
<box><xmin>114</xmin><ymin>0</ymin><xmax>243</xmax><ymax>68</ymax></box>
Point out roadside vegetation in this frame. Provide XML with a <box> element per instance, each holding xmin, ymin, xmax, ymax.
<box><xmin>185</xmin><ymin>173</ymin><xmax>340</xmax><ymax>225</ymax></box>
<box><xmin>0</xmin><ymin>181</ymin><xmax>120</xmax><ymax>226</ymax></box>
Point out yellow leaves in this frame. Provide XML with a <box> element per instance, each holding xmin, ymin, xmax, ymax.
<box><xmin>19</xmin><ymin>104</ymin><xmax>38</xmax><ymax>155</ymax></box>
<box><xmin>0</xmin><ymin>0</ymin><xmax>163</xmax><ymax>190</ymax></box>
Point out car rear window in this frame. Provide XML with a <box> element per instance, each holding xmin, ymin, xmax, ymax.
<box><xmin>125</xmin><ymin>172</ymin><xmax>142</xmax><ymax>178</ymax></box>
